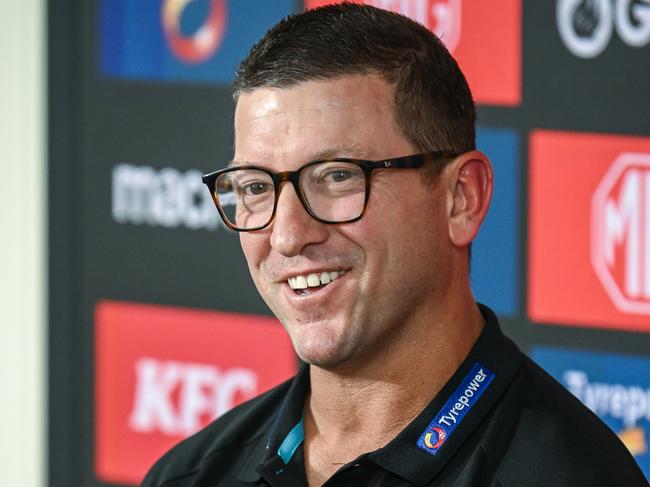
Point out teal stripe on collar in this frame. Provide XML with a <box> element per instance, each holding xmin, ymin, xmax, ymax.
<box><xmin>277</xmin><ymin>419</ymin><xmax>305</xmax><ymax>465</ymax></box>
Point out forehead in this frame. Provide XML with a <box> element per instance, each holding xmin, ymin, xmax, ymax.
<box><xmin>233</xmin><ymin>75</ymin><xmax>412</xmax><ymax>165</ymax></box>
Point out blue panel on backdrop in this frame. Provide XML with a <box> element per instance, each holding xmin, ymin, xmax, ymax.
<box><xmin>100</xmin><ymin>0</ymin><xmax>295</xmax><ymax>84</ymax></box>
<box><xmin>472</xmin><ymin>127</ymin><xmax>519</xmax><ymax>315</ymax></box>
<box><xmin>532</xmin><ymin>346</ymin><xmax>650</xmax><ymax>479</ymax></box>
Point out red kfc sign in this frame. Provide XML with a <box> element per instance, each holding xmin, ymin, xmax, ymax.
<box><xmin>95</xmin><ymin>301</ymin><xmax>296</xmax><ymax>485</ymax></box>
<box><xmin>529</xmin><ymin>131</ymin><xmax>650</xmax><ymax>331</ymax></box>
<box><xmin>304</xmin><ymin>0</ymin><xmax>521</xmax><ymax>106</ymax></box>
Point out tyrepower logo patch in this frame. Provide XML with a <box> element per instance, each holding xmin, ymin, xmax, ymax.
<box><xmin>304</xmin><ymin>0</ymin><xmax>521</xmax><ymax>106</ymax></box>
<box><xmin>100</xmin><ymin>0</ymin><xmax>294</xmax><ymax>83</ymax></box>
<box><xmin>417</xmin><ymin>363</ymin><xmax>494</xmax><ymax>455</ymax></box>
<box><xmin>95</xmin><ymin>300</ymin><xmax>296</xmax><ymax>485</ymax></box>
<box><xmin>528</xmin><ymin>131</ymin><xmax>650</xmax><ymax>331</ymax></box>
<box><xmin>532</xmin><ymin>346</ymin><xmax>650</xmax><ymax>478</ymax></box>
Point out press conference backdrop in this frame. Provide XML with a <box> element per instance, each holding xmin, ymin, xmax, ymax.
<box><xmin>48</xmin><ymin>1</ymin><xmax>650</xmax><ymax>485</ymax></box>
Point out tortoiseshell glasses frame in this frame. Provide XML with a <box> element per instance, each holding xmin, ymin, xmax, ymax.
<box><xmin>202</xmin><ymin>151</ymin><xmax>458</xmax><ymax>232</ymax></box>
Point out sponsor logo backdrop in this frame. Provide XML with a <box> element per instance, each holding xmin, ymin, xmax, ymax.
<box><xmin>95</xmin><ymin>301</ymin><xmax>296</xmax><ymax>484</ymax></box>
<box><xmin>101</xmin><ymin>0</ymin><xmax>294</xmax><ymax>83</ymax></box>
<box><xmin>532</xmin><ymin>346</ymin><xmax>650</xmax><ymax>478</ymax></box>
<box><xmin>48</xmin><ymin>0</ymin><xmax>650</xmax><ymax>485</ymax></box>
<box><xmin>304</xmin><ymin>0</ymin><xmax>521</xmax><ymax>105</ymax></box>
<box><xmin>529</xmin><ymin>130</ymin><xmax>650</xmax><ymax>331</ymax></box>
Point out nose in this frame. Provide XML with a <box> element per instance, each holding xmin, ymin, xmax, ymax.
<box><xmin>269</xmin><ymin>182</ymin><xmax>328</xmax><ymax>257</ymax></box>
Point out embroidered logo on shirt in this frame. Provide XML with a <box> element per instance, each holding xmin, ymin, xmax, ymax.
<box><xmin>417</xmin><ymin>363</ymin><xmax>495</xmax><ymax>455</ymax></box>
<box><xmin>423</xmin><ymin>426</ymin><xmax>447</xmax><ymax>449</ymax></box>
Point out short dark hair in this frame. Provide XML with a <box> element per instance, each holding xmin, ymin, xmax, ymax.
<box><xmin>234</xmin><ymin>3</ymin><xmax>476</xmax><ymax>179</ymax></box>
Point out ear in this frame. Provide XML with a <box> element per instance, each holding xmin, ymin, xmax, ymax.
<box><xmin>446</xmin><ymin>151</ymin><xmax>493</xmax><ymax>247</ymax></box>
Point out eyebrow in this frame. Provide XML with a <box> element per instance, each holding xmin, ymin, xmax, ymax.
<box><xmin>228</xmin><ymin>144</ymin><xmax>370</xmax><ymax>168</ymax></box>
<box><xmin>308</xmin><ymin>144</ymin><xmax>369</xmax><ymax>161</ymax></box>
<box><xmin>227</xmin><ymin>159</ymin><xmax>246</xmax><ymax>168</ymax></box>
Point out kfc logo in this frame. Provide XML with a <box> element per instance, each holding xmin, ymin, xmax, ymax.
<box><xmin>557</xmin><ymin>0</ymin><xmax>650</xmax><ymax>58</ymax></box>
<box><xmin>528</xmin><ymin>131</ymin><xmax>650</xmax><ymax>331</ymax></box>
<box><xmin>304</xmin><ymin>0</ymin><xmax>521</xmax><ymax>106</ymax></box>
<box><xmin>95</xmin><ymin>301</ymin><xmax>296</xmax><ymax>485</ymax></box>
<box><xmin>129</xmin><ymin>358</ymin><xmax>258</xmax><ymax>436</ymax></box>
<box><xmin>592</xmin><ymin>154</ymin><xmax>650</xmax><ymax>315</ymax></box>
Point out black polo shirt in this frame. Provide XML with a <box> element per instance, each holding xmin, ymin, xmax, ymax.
<box><xmin>141</xmin><ymin>305</ymin><xmax>646</xmax><ymax>486</ymax></box>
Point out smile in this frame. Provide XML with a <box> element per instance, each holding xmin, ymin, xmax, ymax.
<box><xmin>287</xmin><ymin>270</ymin><xmax>346</xmax><ymax>293</ymax></box>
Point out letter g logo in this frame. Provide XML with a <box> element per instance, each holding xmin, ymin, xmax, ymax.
<box><xmin>557</xmin><ymin>0</ymin><xmax>613</xmax><ymax>58</ymax></box>
<box><xmin>557</xmin><ymin>0</ymin><xmax>650</xmax><ymax>58</ymax></box>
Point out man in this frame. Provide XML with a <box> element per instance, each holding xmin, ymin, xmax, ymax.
<box><xmin>143</xmin><ymin>4</ymin><xmax>646</xmax><ymax>486</ymax></box>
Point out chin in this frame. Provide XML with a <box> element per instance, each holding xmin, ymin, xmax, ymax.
<box><xmin>289</xmin><ymin>321</ymin><xmax>353</xmax><ymax>368</ymax></box>
<box><xmin>297</xmin><ymin>351</ymin><xmax>351</xmax><ymax>369</ymax></box>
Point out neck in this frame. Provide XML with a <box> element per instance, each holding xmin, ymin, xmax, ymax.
<box><xmin>307</xmin><ymin>300</ymin><xmax>483</xmax><ymax>440</ymax></box>
<box><xmin>303</xmin><ymin>284</ymin><xmax>484</xmax><ymax>484</ymax></box>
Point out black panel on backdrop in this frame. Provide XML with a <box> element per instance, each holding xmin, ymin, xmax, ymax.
<box><xmin>525</xmin><ymin>0</ymin><xmax>649</xmax><ymax>134</ymax></box>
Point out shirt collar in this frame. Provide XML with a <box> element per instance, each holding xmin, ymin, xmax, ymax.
<box><xmin>237</xmin><ymin>362</ymin><xmax>310</xmax><ymax>483</ymax></box>
<box><xmin>368</xmin><ymin>304</ymin><xmax>522</xmax><ymax>486</ymax></box>
<box><xmin>239</xmin><ymin>304</ymin><xmax>522</xmax><ymax>486</ymax></box>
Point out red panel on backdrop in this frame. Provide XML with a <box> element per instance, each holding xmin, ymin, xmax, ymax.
<box><xmin>529</xmin><ymin>130</ymin><xmax>650</xmax><ymax>332</ymax></box>
<box><xmin>95</xmin><ymin>300</ymin><xmax>296</xmax><ymax>485</ymax></box>
<box><xmin>304</xmin><ymin>0</ymin><xmax>521</xmax><ymax>106</ymax></box>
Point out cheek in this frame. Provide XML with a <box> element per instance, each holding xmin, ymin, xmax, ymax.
<box><xmin>346</xmin><ymin>195</ymin><xmax>446</xmax><ymax>277</ymax></box>
<box><xmin>239</xmin><ymin>233</ymin><xmax>268</xmax><ymax>272</ymax></box>
<box><xmin>338</xmin><ymin>219</ymin><xmax>387</xmax><ymax>285</ymax></box>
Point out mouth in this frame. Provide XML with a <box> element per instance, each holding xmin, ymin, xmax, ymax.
<box><xmin>287</xmin><ymin>270</ymin><xmax>347</xmax><ymax>295</ymax></box>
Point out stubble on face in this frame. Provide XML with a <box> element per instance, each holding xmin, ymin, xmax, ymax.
<box><xmin>258</xmin><ymin>245</ymin><xmax>367</xmax><ymax>367</ymax></box>
<box><xmin>234</xmin><ymin>75</ymin><xmax>450</xmax><ymax>371</ymax></box>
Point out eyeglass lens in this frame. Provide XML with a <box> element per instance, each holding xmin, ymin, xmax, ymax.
<box><xmin>214</xmin><ymin>161</ymin><xmax>367</xmax><ymax>230</ymax></box>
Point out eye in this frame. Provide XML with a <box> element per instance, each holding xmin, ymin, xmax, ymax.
<box><xmin>303</xmin><ymin>162</ymin><xmax>364</xmax><ymax>194</ymax></box>
<box><xmin>313</xmin><ymin>165</ymin><xmax>362</xmax><ymax>184</ymax></box>
<box><xmin>326</xmin><ymin>169</ymin><xmax>355</xmax><ymax>183</ymax></box>
<box><xmin>240</xmin><ymin>180</ymin><xmax>273</xmax><ymax>196</ymax></box>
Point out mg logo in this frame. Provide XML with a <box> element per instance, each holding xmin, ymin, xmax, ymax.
<box><xmin>305</xmin><ymin>0</ymin><xmax>520</xmax><ymax>105</ymax></box>
<box><xmin>368</xmin><ymin>0</ymin><xmax>463</xmax><ymax>52</ymax></box>
<box><xmin>306</xmin><ymin>0</ymin><xmax>462</xmax><ymax>52</ymax></box>
<box><xmin>365</xmin><ymin>0</ymin><xmax>461</xmax><ymax>52</ymax></box>
<box><xmin>592</xmin><ymin>153</ymin><xmax>650</xmax><ymax>315</ymax></box>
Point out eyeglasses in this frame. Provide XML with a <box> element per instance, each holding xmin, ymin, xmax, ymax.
<box><xmin>202</xmin><ymin>151</ymin><xmax>457</xmax><ymax>232</ymax></box>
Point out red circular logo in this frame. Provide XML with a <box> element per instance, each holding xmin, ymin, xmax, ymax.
<box><xmin>424</xmin><ymin>426</ymin><xmax>447</xmax><ymax>449</ymax></box>
<box><xmin>162</xmin><ymin>0</ymin><xmax>227</xmax><ymax>64</ymax></box>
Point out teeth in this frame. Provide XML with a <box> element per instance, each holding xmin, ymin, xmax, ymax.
<box><xmin>294</xmin><ymin>275</ymin><xmax>308</xmax><ymax>289</ymax></box>
<box><xmin>287</xmin><ymin>270</ymin><xmax>345</xmax><ymax>289</ymax></box>
<box><xmin>307</xmin><ymin>274</ymin><xmax>320</xmax><ymax>287</ymax></box>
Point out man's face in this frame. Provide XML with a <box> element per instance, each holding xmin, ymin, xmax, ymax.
<box><xmin>234</xmin><ymin>75</ymin><xmax>454</xmax><ymax>369</ymax></box>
